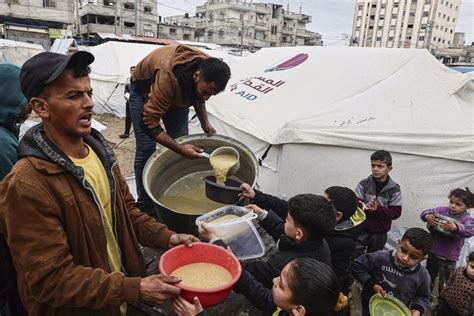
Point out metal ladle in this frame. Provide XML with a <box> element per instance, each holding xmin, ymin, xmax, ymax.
<box><xmin>200</xmin><ymin>146</ymin><xmax>240</xmax><ymax>176</ymax></box>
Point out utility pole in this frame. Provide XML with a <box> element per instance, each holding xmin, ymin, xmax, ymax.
<box><xmin>135</xmin><ymin>0</ymin><xmax>140</xmax><ymax>36</ymax></box>
<box><xmin>240</xmin><ymin>14</ymin><xmax>244</xmax><ymax>56</ymax></box>
<box><xmin>75</xmin><ymin>0</ymin><xmax>81</xmax><ymax>37</ymax></box>
<box><xmin>114</xmin><ymin>0</ymin><xmax>118</xmax><ymax>35</ymax></box>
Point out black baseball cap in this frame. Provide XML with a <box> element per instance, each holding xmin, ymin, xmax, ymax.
<box><xmin>20</xmin><ymin>51</ymin><xmax>95</xmax><ymax>100</ymax></box>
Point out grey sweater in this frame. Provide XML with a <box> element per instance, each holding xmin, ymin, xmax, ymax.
<box><xmin>351</xmin><ymin>250</ymin><xmax>431</xmax><ymax>313</ymax></box>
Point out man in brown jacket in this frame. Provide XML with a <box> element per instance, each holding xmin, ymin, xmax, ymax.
<box><xmin>130</xmin><ymin>44</ymin><xmax>231</xmax><ymax>214</ymax></box>
<box><xmin>0</xmin><ymin>51</ymin><xmax>198</xmax><ymax>316</ymax></box>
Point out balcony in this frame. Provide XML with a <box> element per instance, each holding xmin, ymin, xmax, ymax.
<box><xmin>281</xmin><ymin>26</ymin><xmax>294</xmax><ymax>34</ymax></box>
<box><xmin>255</xmin><ymin>21</ymin><xmax>269</xmax><ymax>30</ymax></box>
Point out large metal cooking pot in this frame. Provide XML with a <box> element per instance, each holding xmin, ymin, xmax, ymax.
<box><xmin>143</xmin><ymin>134</ymin><xmax>258</xmax><ymax>235</ymax></box>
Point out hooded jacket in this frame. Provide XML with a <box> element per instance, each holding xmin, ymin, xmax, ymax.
<box><xmin>0</xmin><ymin>124</ymin><xmax>175</xmax><ymax>316</ymax></box>
<box><xmin>244</xmin><ymin>210</ymin><xmax>332</xmax><ymax>289</ymax></box>
<box><xmin>0</xmin><ymin>62</ymin><xmax>27</xmax><ymax>180</ymax></box>
<box><xmin>0</xmin><ymin>62</ymin><xmax>28</xmax><ymax>315</ymax></box>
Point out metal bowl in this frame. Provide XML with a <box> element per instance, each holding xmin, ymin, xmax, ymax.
<box><xmin>143</xmin><ymin>134</ymin><xmax>258</xmax><ymax>234</ymax></box>
<box><xmin>427</xmin><ymin>213</ymin><xmax>461</xmax><ymax>238</ymax></box>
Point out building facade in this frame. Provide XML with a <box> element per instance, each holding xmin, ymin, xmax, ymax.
<box><xmin>0</xmin><ymin>0</ymin><xmax>73</xmax><ymax>48</ymax></box>
<box><xmin>164</xmin><ymin>0</ymin><xmax>321</xmax><ymax>50</ymax></box>
<box><xmin>351</xmin><ymin>0</ymin><xmax>462</xmax><ymax>50</ymax></box>
<box><xmin>79</xmin><ymin>0</ymin><xmax>158</xmax><ymax>39</ymax></box>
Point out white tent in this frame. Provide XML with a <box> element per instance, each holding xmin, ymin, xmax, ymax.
<box><xmin>0</xmin><ymin>39</ymin><xmax>44</xmax><ymax>66</ymax></box>
<box><xmin>189</xmin><ymin>46</ymin><xmax>474</xmax><ymax>228</ymax></box>
<box><xmin>87</xmin><ymin>41</ymin><xmax>240</xmax><ymax>117</ymax></box>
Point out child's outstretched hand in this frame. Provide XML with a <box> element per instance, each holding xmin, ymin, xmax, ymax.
<box><xmin>245</xmin><ymin>204</ymin><xmax>267</xmax><ymax>220</ymax></box>
<box><xmin>173</xmin><ymin>296</ymin><xmax>203</xmax><ymax>316</ymax></box>
<box><xmin>239</xmin><ymin>183</ymin><xmax>256</xmax><ymax>200</ymax></box>
<box><xmin>425</xmin><ymin>213</ymin><xmax>438</xmax><ymax>226</ymax></box>
<box><xmin>372</xmin><ymin>284</ymin><xmax>386</xmax><ymax>297</ymax></box>
<box><xmin>441</xmin><ymin>221</ymin><xmax>458</xmax><ymax>232</ymax></box>
<box><xmin>198</xmin><ymin>223</ymin><xmax>217</xmax><ymax>242</ymax></box>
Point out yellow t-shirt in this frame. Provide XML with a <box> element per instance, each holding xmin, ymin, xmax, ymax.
<box><xmin>70</xmin><ymin>144</ymin><xmax>126</xmax><ymax>315</ymax></box>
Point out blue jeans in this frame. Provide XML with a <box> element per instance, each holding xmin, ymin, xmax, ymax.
<box><xmin>129</xmin><ymin>83</ymin><xmax>189</xmax><ymax>215</ymax></box>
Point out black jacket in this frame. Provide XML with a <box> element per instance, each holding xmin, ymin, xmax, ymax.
<box><xmin>326</xmin><ymin>209</ymin><xmax>365</xmax><ymax>295</ymax></box>
<box><xmin>245</xmin><ymin>210</ymin><xmax>332</xmax><ymax>289</ymax></box>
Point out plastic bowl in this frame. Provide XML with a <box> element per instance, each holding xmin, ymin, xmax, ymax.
<box><xmin>158</xmin><ymin>242</ymin><xmax>242</xmax><ymax>307</ymax></box>
<box><xmin>204</xmin><ymin>176</ymin><xmax>243</xmax><ymax>204</ymax></box>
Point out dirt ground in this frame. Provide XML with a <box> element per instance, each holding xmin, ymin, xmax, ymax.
<box><xmin>95</xmin><ymin>113</ymin><xmax>137</xmax><ymax>177</ymax></box>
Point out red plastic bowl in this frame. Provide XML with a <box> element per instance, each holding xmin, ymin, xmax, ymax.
<box><xmin>159</xmin><ymin>242</ymin><xmax>242</xmax><ymax>307</ymax></box>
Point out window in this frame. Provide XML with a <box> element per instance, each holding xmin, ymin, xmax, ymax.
<box><xmin>435</xmin><ymin>24</ymin><xmax>438</xmax><ymax>29</ymax></box>
<box><xmin>392</xmin><ymin>14</ymin><xmax>397</xmax><ymax>19</ymax></box>
<box><xmin>389</xmin><ymin>36</ymin><xmax>394</xmax><ymax>41</ymax></box>
<box><xmin>376</xmin><ymin>36</ymin><xmax>382</xmax><ymax>41</ymax></box>
<box><xmin>369</xmin><ymin>26</ymin><xmax>374</xmax><ymax>30</ymax></box>
<box><xmin>438</xmin><ymin>38</ymin><xmax>441</xmax><ymax>42</ymax></box>
<box><xmin>447</xmin><ymin>16</ymin><xmax>450</xmax><ymax>21</ymax></box>
<box><xmin>381</xmin><ymin>4</ymin><xmax>386</xmax><ymax>8</ymax></box>
<box><xmin>443</xmin><ymin>14</ymin><xmax>446</xmax><ymax>18</ymax></box>
<box><xmin>358</xmin><ymin>5</ymin><xmax>363</xmax><ymax>10</ymax></box>
<box><xmin>43</xmin><ymin>0</ymin><xmax>56</xmax><ymax>7</ymax></box>
<box><xmin>425</xmin><ymin>0</ymin><xmax>431</xmax><ymax>3</ymax></box>
<box><xmin>440</xmin><ymin>0</ymin><xmax>444</xmax><ymax>3</ymax></box>
<box><xmin>433</xmin><ymin>36</ymin><xmax>437</xmax><ymax>41</ymax></box>
<box><xmin>370</xmin><ymin>15</ymin><xmax>375</xmax><ymax>20</ymax></box>
<box><xmin>448</xmin><ymin>40</ymin><xmax>451</xmax><ymax>44</ymax></box>
<box><xmin>450</xmin><ymin>29</ymin><xmax>453</xmax><ymax>33</ymax></box>
<box><xmin>103</xmin><ymin>0</ymin><xmax>114</xmax><ymax>5</ymax></box>
<box><xmin>421</xmin><ymin>24</ymin><xmax>427</xmax><ymax>29</ymax></box>
<box><xmin>124</xmin><ymin>2</ymin><xmax>134</xmax><ymax>9</ymax></box>
<box><xmin>446</xmin><ymin>1</ymin><xmax>449</xmax><ymax>5</ymax></box>
<box><xmin>453</xmin><ymin>18</ymin><xmax>455</xmax><ymax>22</ymax></box>
<box><xmin>455</xmin><ymin>6</ymin><xmax>458</xmax><ymax>10</ymax></box>
<box><xmin>394</xmin><ymin>2</ymin><xmax>399</xmax><ymax>8</ymax></box>
<box><xmin>380</xmin><ymin>15</ymin><xmax>385</xmax><ymax>20</ymax></box>
<box><xmin>423</xmin><ymin>11</ymin><xmax>429</xmax><ymax>17</ymax></box>
<box><xmin>170</xmin><ymin>28</ymin><xmax>176</xmax><ymax>35</ymax></box>
<box><xmin>408</xmin><ymin>24</ymin><xmax>414</xmax><ymax>28</ymax></box>
<box><xmin>218</xmin><ymin>29</ymin><xmax>224</xmax><ymax>37</ymax></box>
<box><xmin>144</xmin><ymin>5</ymin><xmax>152</xmax><ymax>13</ymax></box>
<box><xmin>407</xmin><ymin>36</ymin><xmax>411</xmax><ymax>40</ymax></box>
<box><xmin>450</xmin><ymin>3</ymin><xmax>453</xmax><ymax>8</ymax></box>
<box><xmin>445</xmin><ymin>27</ymin><xmax>448</xmax><ymax>32</ymax></box>
<box><xmin>442</xmin><ymin>39</ymin><xmax>445</xmax><ymax>43</ymax></box>
<box><xmin>207</xmin><ymin>30</ymin><xmax>213</xmax><ymax>37</ymax></box>
<box><xmin>371</xmin><ymin>4</ymin><xmax>376</xmax><ymax>8</ymax></box>
<box><xmin>438</xmin><ymin>13</ymin><xmax>441</xmax><ymax>17</ymax></box>
<box><xmin>124</xmin><ymin>21</ymin><xmax>135</xmax><ymax>27</ymax></box>
<box><xmin>410</xmin><ymin>12</ymin><xmax>416</xmax><ymax>17</ymax></box>
<box><xmin>419</xmin><ymin>35</ymin><xmax>425</xmax><ymax>41</ymax></box>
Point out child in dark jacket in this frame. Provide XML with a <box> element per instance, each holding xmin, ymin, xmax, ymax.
<box><xmin>351</xmin><ymin>228</ymin><xmax>432</xmax><ymax>316</ymax></box>
<box><xmin>353</xmin><ymin>150</ymin><xmax>402</xmax><ymax>256</ymax></box>
<box><xmin>420</xmin><ymin>187</ymin><xmax>474</xmax><ymax>295</ymax></box>
<box><xmin>244</xmin><ymin>193</ymin><xmax>336</xmax><ymax>289</ymax></box>
<box><xmin>324</xmin><ymin>186</ymin><xmax>366</xmax><ymax>295</ymax></box>
<box><xmin>175</xmin><ymin>224</ymin><xmax>348</xmax><ymax>316</ymax></box>
<box><xmin>435</xmin><ymin>251</ymin><xmax>474</xmax><ymax>316</ymax></box>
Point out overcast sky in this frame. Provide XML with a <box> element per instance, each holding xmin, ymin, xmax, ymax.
<box><xmin>156</xmin><ymin>0</ymin><xmax>474</xmax><ymax>45</ymax></box>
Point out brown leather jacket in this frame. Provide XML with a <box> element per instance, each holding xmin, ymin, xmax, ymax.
<box><xmin>0</xmin><ymin>124</ymin><xmax>174</xmax><ymax>315</ymax></box>
<box><xmin>132</xmin><ymin>44</ymin><xmax>209</xmax><ymax>136</ymax></box>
